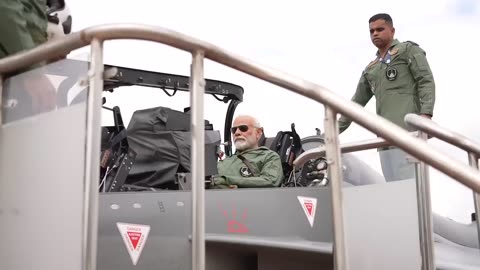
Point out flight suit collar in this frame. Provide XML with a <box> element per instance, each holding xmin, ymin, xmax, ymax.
<box><xmin>375</xmin><ymin>39</ymin><xmax>400</xmax><ymax>63</ymax></box>
<box><xmin>235</xmin><ymin>146</ymin><xmax>269</xmax><ymax>155</ymax></box>
<box><xmin>375</xmin><ymin>39</ymin><xmax>400</xmax><ymax>56</ymax></box>
<box><xmin>390</xmin><ymin>38</ymin><xmax>400</xmax><ymax>48</ymax></box>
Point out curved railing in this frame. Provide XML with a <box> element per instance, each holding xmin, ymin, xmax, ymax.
<box><xmin>405</xmin><ymin>113</ymin><xmax>480</xmax><ymax>250</ymax></box>
<box><xmin>404</xmin><ymin>114</ymin><xmax>480</xmax><ymax>158</ymax></box>
<box><xmin>1</xmin><ymin>24</ymin><xmax>480</xmax><ymax>270</ymax></box>
<box><xmin>294</xmin><ymin>132</ymin><xmax>420</xmax><ymax>167</ymax></box>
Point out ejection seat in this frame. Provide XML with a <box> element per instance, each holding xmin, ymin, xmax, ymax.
<box><xmin>258</xmin><ymin>123</ymin><xmax>305</xmax><ymax>184</ymax></box>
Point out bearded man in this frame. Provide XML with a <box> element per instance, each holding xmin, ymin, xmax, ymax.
<box><xmin>213</xmin><ymin>115</ymin><xmax>284</xmax><ymax>188</ymax></box>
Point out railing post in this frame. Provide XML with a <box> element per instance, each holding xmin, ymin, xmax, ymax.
<box><xmin>84</xmin><ymin>39</ymin><xmax>104</xmax><ymax>270</ymax></box>
<box><xmin>190</xmin><ymin>51</ymin><xmax>206</xmax><ymax>270</ymax></box>
<box><xmin>0</xmin><ymin>74</ymin><xmax>3</xmax><ymax>127</ymax></box>
<box><xmin>0</xmin><ymin>75</ymin><xmax>3</xmax><ymax>126</ymax></box>
<box><xmin>467</xmin><ymin>153</ymin><xmax>480</xmax><ymax>249</ymax></box>
<box><xmin>414</xmin><ymin>131</ymin><xmax>435</xmax><ymax>270</ymax></box>
<box><xmin>324</xmin><ymin>106</ymin><xmax>347</xmax><ymax>270</ymax></box>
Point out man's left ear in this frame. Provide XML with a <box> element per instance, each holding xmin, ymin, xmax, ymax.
<box><xmin>256</xmin><ymin>127</ymin><xmax>264</xmax><ymax>138</ymax></box>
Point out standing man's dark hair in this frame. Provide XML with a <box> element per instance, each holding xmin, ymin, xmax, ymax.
<box><xmin>368</xmin><ymin>13</ymin><xmax>396</xmax><ymax>60</ymax></box>
<box><xmin>337</xmin><ymin>13</ymin><xmax>436</xmax><ymax>182</ymax></box>
<box><xmin>369</xmin><ymin>13</ymin><xmax>393</xmax><ymax>25</ymax></box>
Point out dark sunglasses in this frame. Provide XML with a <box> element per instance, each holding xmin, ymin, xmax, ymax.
<box><xmin>231</xmin><ymin>125</ymin><xmax>254</xmax><ymax>134</ymax></box>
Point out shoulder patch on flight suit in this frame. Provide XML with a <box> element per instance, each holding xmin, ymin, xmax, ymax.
<box><xmin>367</xmin><ymin>58</ymin><xmax>378</xmax><ymax>68</ymax></box>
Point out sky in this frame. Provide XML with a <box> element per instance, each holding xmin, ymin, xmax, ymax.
<box><xmin>67</xmin><ymin>0</ymin><xmax>480</xmax><ymax>223</ymax></box>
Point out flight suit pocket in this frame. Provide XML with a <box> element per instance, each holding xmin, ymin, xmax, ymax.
<box><xmin>384</xmin><ymin>61</ymin><xmax>414</xmax><ymax>94</ymax></box>
<box><xmin>413</xmin><ymin>53</ymin><xmax>429</xmax><ymax>72</ymax></box>
<box><xmin>364</xmin><ymin>68</ymin><xmax>379</xmax><ymax>94</ymax></box>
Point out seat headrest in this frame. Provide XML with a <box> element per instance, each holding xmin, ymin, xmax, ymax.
<box><xmin>258</xmin><ymin>133</ymin><xmax>266</xmax><ymax>146</ymax></box>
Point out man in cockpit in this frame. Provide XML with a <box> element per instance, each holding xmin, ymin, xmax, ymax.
<box><xmin>212</xmin><ymin>115</ymin><xmax>284</xmax><ymax>188</ymax></box>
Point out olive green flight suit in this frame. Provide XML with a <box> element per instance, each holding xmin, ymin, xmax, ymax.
<box><xmin>339</xmin><ymin>39</ymin><xmax>435</xmax><ymax>132</ymax></box>
<box><xmin>0</xmin><ymin>0</ymin><xmax>48</xmax><ymax>60</ymax></box>
<box><xmin>213</xmin><ymin>146</ymin><xmax>284</xmax><ymax>188</ymax></box>
<box><xmin>338</xmin><ymin>39</ymin><xmax>435</xmax><ymax>181</ymax></box>
<box><xmin>0</xmin><ymin>0</ymin><xmax>52</xmax><ymax>123</ymax></box>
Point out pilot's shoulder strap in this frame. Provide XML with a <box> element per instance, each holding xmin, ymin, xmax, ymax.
<box><xmin>237</xmin><ymin>154</ymin><xmax>259</xmax><ymax>177</ymax></box>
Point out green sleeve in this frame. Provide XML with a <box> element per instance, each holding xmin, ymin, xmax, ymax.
<box><xmin>224</xmin><ymin>152</ymin><xmax>284</xmax><ymax>188</ymax></box>
<box><xmin>0</xmin><ymin>0</ymin><xmax>48</xmax><ymax>70</ymax></box>
<box><xmin>408</xmin><ymin>44</ymin><xmax>435</xmax><ymax>116</ymax></box>
<box><xmin>338</xmin><ymin>72</ymin><xmax>373</xmax><ymax>133</ymax></box>
<box><xmin>210</xmin><ymin>177</ymin><xmax>231</xmax><ymax>189</ymax></box>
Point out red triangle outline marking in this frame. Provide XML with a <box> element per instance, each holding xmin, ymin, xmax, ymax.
<box><xmin>116</xmin><ymin>222</ymin><xmax>151</xmax><ymax>266</ymax></box>
<box><xmin>297</xmin><ymin>196</ymin><xmax>317</xmax><ymax>227</ymax></box>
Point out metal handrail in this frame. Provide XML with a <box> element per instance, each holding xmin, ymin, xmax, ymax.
<box><xmin>1</xmin><ymin>24</ymin><xmax>480</xmax><ymax>270</ymax></box>
<box><xmin>83</xmin><ymin>39</ymin><xmax>103</xmax><ymax>270</ymax></box>
<box><xmin>405</xmin><ymin>113</ymin><xmax>480</xmax><ymax>251</ymax></box>
<box><xmin>190</xmin><ymin>51</ymin><xmax>206</xmax><ymax>270</ymax></box>
<box><xmin>414</xmin><ymin>131</ymin><xmax>435</xmax><ymax>270</ymax></box>
<box><xmin>405</xmin><ymin>114</ymin><xmax>480</xmax><ymax>158</ymax></box>
<box><xmin>0</xmin><ymin>24</ymin><xmax>478</xmax><ymax>185</ymax></box>
<box><xmin>0</xmin><ymin>24</ymin><xmax>479</xmax><ymax>191</ymax></box>
<box><xmin>294</xmin><ymin>132</ymin><xmax>419</xmax><ymax>167</ymax></box>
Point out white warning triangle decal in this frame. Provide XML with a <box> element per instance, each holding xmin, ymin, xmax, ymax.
<box><xmin>297</xmin><ymin>196</ymin><xmax>317</xmax><ymax>227</ymax></box>
<box><xmin>117</xmin><ymin>222</ymin><xmax>151</xmax><ymax>265</ymax></box>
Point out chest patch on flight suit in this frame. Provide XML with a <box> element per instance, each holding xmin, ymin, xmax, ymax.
<box><xmin>386</xmin><ymin>67</ymin><xmax>398</xmax><ymax>81</ymax></box>
<box><xmin>239</xmin><ymin>166</ymin><xmax>253</xmax><ymax>177</ymax></box>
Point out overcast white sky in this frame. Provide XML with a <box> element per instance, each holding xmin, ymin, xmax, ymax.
<box><xmin>68</xmin><ymin>0</ymin><xmax>480</xmax><ymax>223</ymax></box>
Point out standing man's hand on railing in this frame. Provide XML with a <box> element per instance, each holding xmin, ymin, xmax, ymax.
<box><xmin>23</xmin><ymin>73</ymin><xmax>57</xmax><ymax>113</ymax></box>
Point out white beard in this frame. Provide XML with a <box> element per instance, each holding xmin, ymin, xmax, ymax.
<box><xmin>234</xmin><ymin>136</ymin><xmax>257</xmax><ymax>151</ymax></box>
<box><xmin>234</xmin><ymin>139</ymin><xmax>249</xmax><ymax>151</ymax></box>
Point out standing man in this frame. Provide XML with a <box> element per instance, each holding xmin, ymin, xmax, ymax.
<box><xmin>213</xmin><ymin>115</ymin><xmax>284</xmax><ymax>188</ymax></box>
<box><xmin>0</xmin><ymin>0</ymin><xmax>48</xmax><ymax>61</ymax></box>
<box><xmin>338</xmin><ymin>13</ymin><xmax>435</xmax><ymax>181</ymax></box>
<box><xmin>0</xmin><ymin>0</ymin><xmax>60</xmax><ymax>119</ymax></box>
